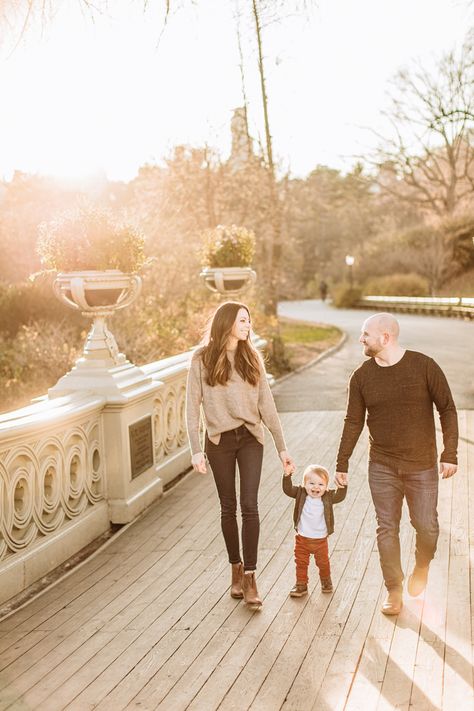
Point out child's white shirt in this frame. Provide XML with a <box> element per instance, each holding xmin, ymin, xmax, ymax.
<box><xmin>297</xmin><ymin>496</ymin><xmax>328</xmax><ymax>538</ymax></box>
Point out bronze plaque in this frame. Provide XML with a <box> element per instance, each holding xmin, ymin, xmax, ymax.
<box><xmin>129</xmin><ymin>416</ymin><xmax>154</xmax><ymax>479</ymax></box>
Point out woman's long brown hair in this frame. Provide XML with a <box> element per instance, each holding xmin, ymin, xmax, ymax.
<box><xmin>200</xmin><ymin>302</ymin><xmax>261</xmax><ymax>386</ymax></box>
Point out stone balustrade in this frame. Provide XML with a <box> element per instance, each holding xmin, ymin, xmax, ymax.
<box><xmin>0</xmin><ymin>393</ymin><xmax>108</xmax><ymax>603</ymax></box>
<box><xmin>0</xmin><ymin>351</ymin><xmax>193</xmax><ymax>605</ymax></box>
<box><xmin>143</xmin><ymin>350</ymin><xmax>192</xmax><ymax>486</ymax></box>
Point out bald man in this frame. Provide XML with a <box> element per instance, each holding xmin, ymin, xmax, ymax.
<box><xmin>335</xmin><ymin>313</ymin><xmax>458</xmax><ymax>615</ymax></box>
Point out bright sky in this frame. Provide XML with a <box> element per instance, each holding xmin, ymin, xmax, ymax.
<box><xmin>0</xmin><ymin>0</ymin><xmax>471</xmax><ymax>183</ymax></box>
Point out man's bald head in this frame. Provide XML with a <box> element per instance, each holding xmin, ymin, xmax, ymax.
<box><xmin>360</xmin><ymin>312</ymin><xmax>400</xmax><ymax>358</ymax></box>
<box><xmin>364</xmin><ymin>313</ymin><xmax>400</xmax><ymax>341</ymax></box>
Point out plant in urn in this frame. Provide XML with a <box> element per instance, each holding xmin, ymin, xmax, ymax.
<box><xmin>37</xmin><ymin>205</ymin><xmax>150</xmax><ymax>398</ymax></box>
<box><xmin>199</xmin><ymin>224</ymin><xmax>256</xmax><ymax>295</ymax></box>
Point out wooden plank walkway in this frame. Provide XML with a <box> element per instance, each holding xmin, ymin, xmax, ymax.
<box><xmin>0</xmin><ymin>410</ymin><xmax>472</xmax><ymax>710</ymax></box>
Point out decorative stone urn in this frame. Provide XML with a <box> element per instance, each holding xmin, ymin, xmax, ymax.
<box><xmin>49</xmin><ymin>270</ymin><xmax>152</xmax><ymax>400</ymax></box>
<box><xmin>54</xmin><ymin>270</ymin><xmax>141</xmax><ymax>311</ymax></box>
<box><xmin>200</xmin><ymin>266</ymin><xmax>257</xmax><ymax>295</ymax></box>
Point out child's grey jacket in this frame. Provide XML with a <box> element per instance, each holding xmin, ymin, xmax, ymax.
<box><xmin>282</xmin><ymin>473</ymin><xmax>347</xmax><ymax>535</ymax></box>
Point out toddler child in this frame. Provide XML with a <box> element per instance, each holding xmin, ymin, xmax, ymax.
<box><xmin>283</xmin><ymin>464</ymin><xmax>346</xmax><ymax>597</ymax></box>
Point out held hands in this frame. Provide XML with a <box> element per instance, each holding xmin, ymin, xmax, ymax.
<box><xmin>440</xmin><ymin>462</ymin><xmax>457</xmax><ymax>479</ymax></box>
<box><xmin>280</xmin><ymin>450</ymin><xmax>295</xmax><ymax>476</ymax></box>
<box><xmin>191</xmin><ymin>452</ymin><xmax>208</xmax><ymax>474</ymax></box>
<box><xmin>335</xmin><ymin>471</ymin><xmax>348</xmax><ymax>488</ymax></box>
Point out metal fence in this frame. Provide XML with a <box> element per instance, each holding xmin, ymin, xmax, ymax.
<box><xmin>357</xmin><ymin>296</ymin><xmax>474</xmax><ymax>319</ymax></box>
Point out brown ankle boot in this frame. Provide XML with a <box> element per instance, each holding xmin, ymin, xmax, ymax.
<box><xmin>230</xmin><ymin>563</ymin><xmax>243</xmax><ymax>599</ymax></box>
<box><xmin>242</xmin><ymin>572</ymin><xmax>262</xmax><ymax>610</ymax></box>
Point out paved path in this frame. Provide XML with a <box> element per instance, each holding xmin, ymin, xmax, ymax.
<box><xmin>275</xmin><ymin>300</ymin><xmax>474</xmax><ymax>411</ymax></box>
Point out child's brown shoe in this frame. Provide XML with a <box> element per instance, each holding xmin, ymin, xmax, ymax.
<box><xmin>290</xmin><ymin>582</ymin><xmax>308</xmax><ymax>597</ymax></box>
<box><xmin>321</xmin><ymin>576</ymin><xmax>333</xmax><ymax>593</ymax></box>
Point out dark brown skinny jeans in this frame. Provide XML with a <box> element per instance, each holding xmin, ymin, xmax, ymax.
<box><xmin>205</xmin><ymin>425</ymin><xmax>264</xmax><ymax>571</ymax></box>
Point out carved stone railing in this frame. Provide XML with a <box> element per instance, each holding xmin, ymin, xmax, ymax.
<box><xmin>0</xmin><ymin>393</ymin><xmax>108</xmax><ymax>603</ymax></box>
<box><xmin>142</xmin><ymin>351</ymin><xmax>191</xmax><ymax>488</ymax></box>
<box><xmin>0</xmin><ymin>352</ymin><xmax>191</xmax><ymax>603</ymax></box>
<box><xmin>0</xmin><ymin>350</ymin><xmax>193</xmax><ymax>605</ymax></box>
<box><xmin>0</xmin><ymin>359</ymin><xmax>192</xmax><ymax>604</ymax></box>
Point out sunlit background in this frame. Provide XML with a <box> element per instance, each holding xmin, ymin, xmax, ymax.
<box><xmin>0</xmin><ymin>0</ymin><xmax>470</xmax><ymax>182</ymax></box>
<box><xmin>1</xmin><ymin>0</ymin><xmax>473</xmax><ymax>414</ymax></box>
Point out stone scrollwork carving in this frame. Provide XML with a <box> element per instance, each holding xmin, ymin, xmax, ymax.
<box><xmin>153</xmin><ymin>379</ymin><xmax>188</xmax><ymax>461</ymax></box>
<box><xmin>0</xmin><ymin>417</ymin><xmax>104</xmax><ymax>562</ymax></box>
<box><xmin>87</xmin><ymin>424</ymin><xmax>103</xmax><ymax>504</ymax></box>
<box><xmin>153</xmin><ymin>395</ymin><xmax>165</xmax><ymax>462</ymax></box>
<box><xmin>176</xmin><ymin>383</ymin><xmax>187</xmax><ymax>448</ymax></box>
<box><xmin>35</xmin><ymin>441</ymin><xmax>65</xmax><ymax>534</ymax></box>
<box><xmin>2</xmin><ymin>448</ymin><xmax>38</xmax><ymax>553</ymax></box>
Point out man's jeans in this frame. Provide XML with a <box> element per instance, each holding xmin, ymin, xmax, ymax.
<box><xmin>368</xmin><ymin>461</ymin><xmax>439</xmax><ymax>592</ymax></box>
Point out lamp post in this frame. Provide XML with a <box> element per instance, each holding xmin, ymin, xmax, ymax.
<box><xmin>345</xmin><ymin>254</ymin><xmax>355</xmax><ymax>288</ymax></box>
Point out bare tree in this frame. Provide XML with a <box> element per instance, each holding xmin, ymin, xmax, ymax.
<box><xmin>230</xmin><ymin>0</ymin><xmax>315</xmax><ymax>312</ymax></box>
<box><xmin>0</xmin><ymin>1</ymin><xmax>177</xmax><ymax>53</ymax></box>
<box><xmin>394</xmin><ymin>215</ymin><xmax>474</xmax><ymax>294</ymax></box>
<box><xmin>374</xmin><ymin>33</ymin><xmax>474</xmax><ymax>218</ymax></box>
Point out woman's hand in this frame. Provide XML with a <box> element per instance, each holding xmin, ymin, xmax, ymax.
<box><xmin>191</xmin><ymin>452</ymin><xmax>208</xmax><ymax>474</ymax></box>
<box><xmin>279</xmin><ymin>450</ymin><xmax>295</xmax><ymax>475</ymax></box>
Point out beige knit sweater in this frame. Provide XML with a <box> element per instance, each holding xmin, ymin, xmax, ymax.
<box><xmin>185</xmin><ymin>348</ymin><xmax>286</xmax><ymax>455</ymax></box>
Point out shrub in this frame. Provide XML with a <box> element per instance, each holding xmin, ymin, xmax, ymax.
<box><xmin>437</xmin><ymin>268</ymin><xmax>474</xmax><ymax>297</ymax></box>
<box><xmin>0</xmin><ymin>277</ymin><xmax>82</xmax><ymax>336</ymax></box>
<box><xmin>200</xmin><ymin>224</ymin><xmax>255</xmax><ymax>268</ymax></box>
<box><xmin>37</xmin><ymin>205</ymin><xmax>147</xmax><ymax>273</ymax></box>
<box><xmin>364</xmin><ymin>273</ymin><xmax>429</xmax><ymax>297</ymax></box>
<box><xmin>0</xmin><ymin>320</ymin><xmax>81</xmax><ymax>413</ymax></box>
<box><xmin>332</xmin><ymin>285</ymin><xmax>363</xmax><ymax>308</ymax></box>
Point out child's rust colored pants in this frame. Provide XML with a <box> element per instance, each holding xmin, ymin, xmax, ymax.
<box><xmin>294</xmin><ymin>533</ymin><xmax>330</xmax><ymax>583</ymax></box>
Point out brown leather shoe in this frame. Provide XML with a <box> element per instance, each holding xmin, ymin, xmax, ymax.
<box><xmin>321</xmin><ymin>576</ymin><xmax>333</xmax><ymax>593</ymax></box>
<box><xmin>407</xmin><ymin>565</ymin><xmax>429</xmax><ymax>597</ymax></box>
<box><xmin>381</xmin><ymin>589</ymin><xmax>403</xmax><ymax>615</ymax></box>
<box><xmin>230</xmin><ymin>563</ymin><xmax>243</xmax><ymax>599</ymax></box>
<box><xmin>242</xmin><ymin>572</ymin><xmax>262</xmax><ymax>610</ymax></box>
<box><xmin>290</xmin><ymin>582</ymin><xmax>308</xmax><ymax>597</ymax></box>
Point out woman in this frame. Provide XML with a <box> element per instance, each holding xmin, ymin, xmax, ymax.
<box><xmin>186</xmin><ymin>301</ymin><xmax>294</xmax><ymax>610</ymax></box>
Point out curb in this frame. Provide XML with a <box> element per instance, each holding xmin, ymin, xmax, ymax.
<box><xmin>273</xmin><ymin>329</ymin><xmax>348</xmax><ymax>388</ymax></box>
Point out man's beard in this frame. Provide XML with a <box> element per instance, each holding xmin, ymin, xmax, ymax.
<box><xmin>364</xmin><ymin>345</ymin><xmax>379</xmax><ymax>357</ymax></box>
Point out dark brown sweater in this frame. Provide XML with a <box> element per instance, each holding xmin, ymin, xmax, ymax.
<box><xmin>336</xmin><ymin>350</ymin><xmax>458</xmax><ymax>472</ymax></box>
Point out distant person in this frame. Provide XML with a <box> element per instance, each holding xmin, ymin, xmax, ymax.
<box><xmin>335</xmin><ymin>313</ymin><xmax>458</xmax><ymax>615</ymax></box>
<box><xmin>319</xmin><ymin>280</ymin><xmax>328</xmax><ymax>302</ymax></box>
<box><xmin>186</xmin><ymin>301</ymin><xmax>295</xmax><ymax>611</ymax></box>
<box><xmin>283</xmin><ymin>464</ymin><xmax>346</xmax><ymax>597</ymax></box>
